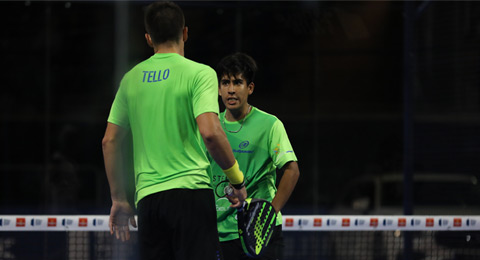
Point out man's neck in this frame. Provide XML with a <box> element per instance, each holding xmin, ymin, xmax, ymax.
<box><xmin>225</xmin><ymin>105</ymin><xmax>252</xmax><ymax>122</ymax></box>
<box><xmin>153</xmin><ymin>42</ymin><xmax>184</xmax><ymax>56</ymax></box>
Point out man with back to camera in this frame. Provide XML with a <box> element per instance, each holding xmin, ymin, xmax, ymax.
<box><xmin>102</xmin><ymin>2</ymin><xmax>247</xmax><ymax>259</ymax></box>
<box><xmin>209</xmin><ymin>53</ymin><xmax>300</xmax><ymax>259</ymax></box>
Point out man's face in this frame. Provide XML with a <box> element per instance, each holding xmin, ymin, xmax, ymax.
<box><xmin>219</xmin><ymin>74</ymin><xmax>254</xmax><ymax>112</ymax></box>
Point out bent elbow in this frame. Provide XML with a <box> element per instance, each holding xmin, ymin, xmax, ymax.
<box><xmin>201</xmin><ymin>131</ymin><xmax>220</xmax><ymax>145</ymax></box>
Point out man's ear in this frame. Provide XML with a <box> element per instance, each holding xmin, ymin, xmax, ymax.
<box><xmin>248</xmin><ymin>82</ymin><xmax>255</xmax><ymax>95</ymax></box>
<box><xmin>145</xmin><ymin>33</ymin><xmax>153</xmax><ymax>48</ymax></box>
<box><xmin>183</xmin><ymin>27</ymin><xmax>188</xmax><ymax>42</ymax></box>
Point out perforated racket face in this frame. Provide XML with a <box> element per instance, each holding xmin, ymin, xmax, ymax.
<box><xmin>238</xmin><ymin>199</ymin><xmax>277</xmax><ymax>258</ymax></box>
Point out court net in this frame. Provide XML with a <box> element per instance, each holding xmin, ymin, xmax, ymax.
<box><xmin>1</xmin><ymin>215</ymin><xmax>480</xmax><ymax>260</ymax></box>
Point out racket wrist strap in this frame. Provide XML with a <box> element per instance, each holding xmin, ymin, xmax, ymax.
<box><xmin>223</xmin><ymin>160</ymin><xmax>244</xmax><ymax>187</ymax></box>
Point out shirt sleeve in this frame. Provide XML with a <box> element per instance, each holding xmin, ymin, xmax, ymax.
<box><xmin>192</xmin><ymin>66</ymin><xmax>220</xmax><ymax>118</ymax></box>
<box><xmin>269</xmin><ymin>119</ymin><xmax>297</xmax><ymax>169</ymax></box>
<box><xmin>107</xmin><ymin>77</ymin><xmax>130</xmax><ymax>129</ymax></box>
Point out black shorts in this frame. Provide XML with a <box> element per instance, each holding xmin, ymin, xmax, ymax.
<box><xmin>137</xmin><ymin>189</ymin><xmax>223</xmax><ymax>260</ymax></box>
<box><xmin>220</xmin><ymin>225</ymin><xmax>284</xmax><ymax>260</ymax></box>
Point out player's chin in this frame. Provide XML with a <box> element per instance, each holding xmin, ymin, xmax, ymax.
<box><xmin>225</xmin><ymin>103</ymin><xmax>241</xmax><ymax>111</ymax></box>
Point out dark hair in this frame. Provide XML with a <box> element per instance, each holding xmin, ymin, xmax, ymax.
<box><xmin>144</xmin><ymin>1</ymin><xmax>185</xmax><ymax>45</ymax></box>
<box><xmin>216</xmin><ymin>53</ymin><xmax>258</xmax><ymax>85</ymax></box>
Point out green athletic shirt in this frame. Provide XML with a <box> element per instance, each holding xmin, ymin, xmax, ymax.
<box><xmin>208</xmin><ymin>107</ymin><xmax>297</xmax><ymax>242</ymax></box>
<box><xmin>108</xmin><ymin>53</ymin><xmax>219</xmax><ymax>207</ymax></box>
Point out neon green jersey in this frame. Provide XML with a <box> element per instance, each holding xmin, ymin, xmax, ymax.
<box><xmin>209</xmin><ymin>107</ymin><xmax>297</xmax><ymax>242</ymax></box>
<box><xmin>108</xmin><ymin>53</ymin><xmax>219</xmax><ymax>206</ymax></box>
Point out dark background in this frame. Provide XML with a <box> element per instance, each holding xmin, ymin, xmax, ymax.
<box><xmin>1</xmin><ymin>1</ymin><xmax>479</xmax><ymax>216</ymax></box>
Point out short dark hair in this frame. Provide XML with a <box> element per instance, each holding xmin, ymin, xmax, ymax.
<box><xmin>216</xmin><ymin>53</ymin><xmax>258</xmax><ymax>85</ymax></box>
<box><xmin>144</xmin><ymin>1</ymin><xmax>185</xmax><ymax>45</ymax></box>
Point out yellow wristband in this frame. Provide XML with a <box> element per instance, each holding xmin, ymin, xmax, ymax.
<box><xmin>222</xmin><ymin>160</ymin><xmax>244</xmax><ymax>185</ymax></box>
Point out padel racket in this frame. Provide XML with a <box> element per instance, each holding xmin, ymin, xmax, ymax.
<box><xmin>237</xmin><ymin>198</ymin><xmax>277</xmax><ymax>258</ymax></box>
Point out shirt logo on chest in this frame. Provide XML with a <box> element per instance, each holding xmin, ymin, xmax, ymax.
<box><xmin>233</xmin><ymin>140</ymin><xmax>253</xmax><ymax>154</ymax></box>
<box><xmin>239</xmin><ymin>140</ymin><xmax>250</xmax><ymax>149</ymax></box>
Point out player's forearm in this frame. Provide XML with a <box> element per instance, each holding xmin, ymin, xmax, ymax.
<box><xmin>197</xmin><ymin>112</ymin><xmax>244</xmax><ymax>186</ymax></box>
<box><xmin>204</xmin><ymin>134</ymin><xmax>236</xmax><ymax>170</ymax></box>
<box><xmin>272</xmin><ymin>161</ymin><xmax>300</xmax><ymax>213</ymax></box>
<box><xmin>102</xmin><ymin>138</ymin><xmax>127</xmax><ymax>202</ymax></box>
<box><xmin>204</xmin><ymin>132</ymin><xmax>245</xmax><ymax>185</ymax></box>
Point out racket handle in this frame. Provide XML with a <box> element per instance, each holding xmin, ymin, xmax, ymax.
<box><xmin>237</xmin><ymin>201</ymin><xmax>248</xmax><ymax>212</ymax></box>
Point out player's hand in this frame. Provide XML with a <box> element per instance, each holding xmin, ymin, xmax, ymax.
<box><xmin>226</xmin><ymin>185</ymin><xmax>247</xmax><ymax>208</ymax></box>
<box><xmin>109</xmin><ymin>200</ymin><xmax>137</xmax><ymax>241</ymax></box>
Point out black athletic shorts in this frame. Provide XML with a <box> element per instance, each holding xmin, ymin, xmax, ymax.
<box><xmin>137</xmin><ymin>189</ymin><xmax>223</xmax><ymax>260</ymax></box>
<box><xmin>220</xmin><ymin>225</ymin><xmax>284</xmax><ymax>260</ymax></box>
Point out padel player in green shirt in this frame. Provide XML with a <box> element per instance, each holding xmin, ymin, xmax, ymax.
<box><xmin>102</xmin><ymin>2</ymin><xmax>247</xmax><ymax>260</ymax></box>
<box><xmin>209</xmin><ymin>53</ymin><xmax>300</xmax><ymax>260</ymax></box>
